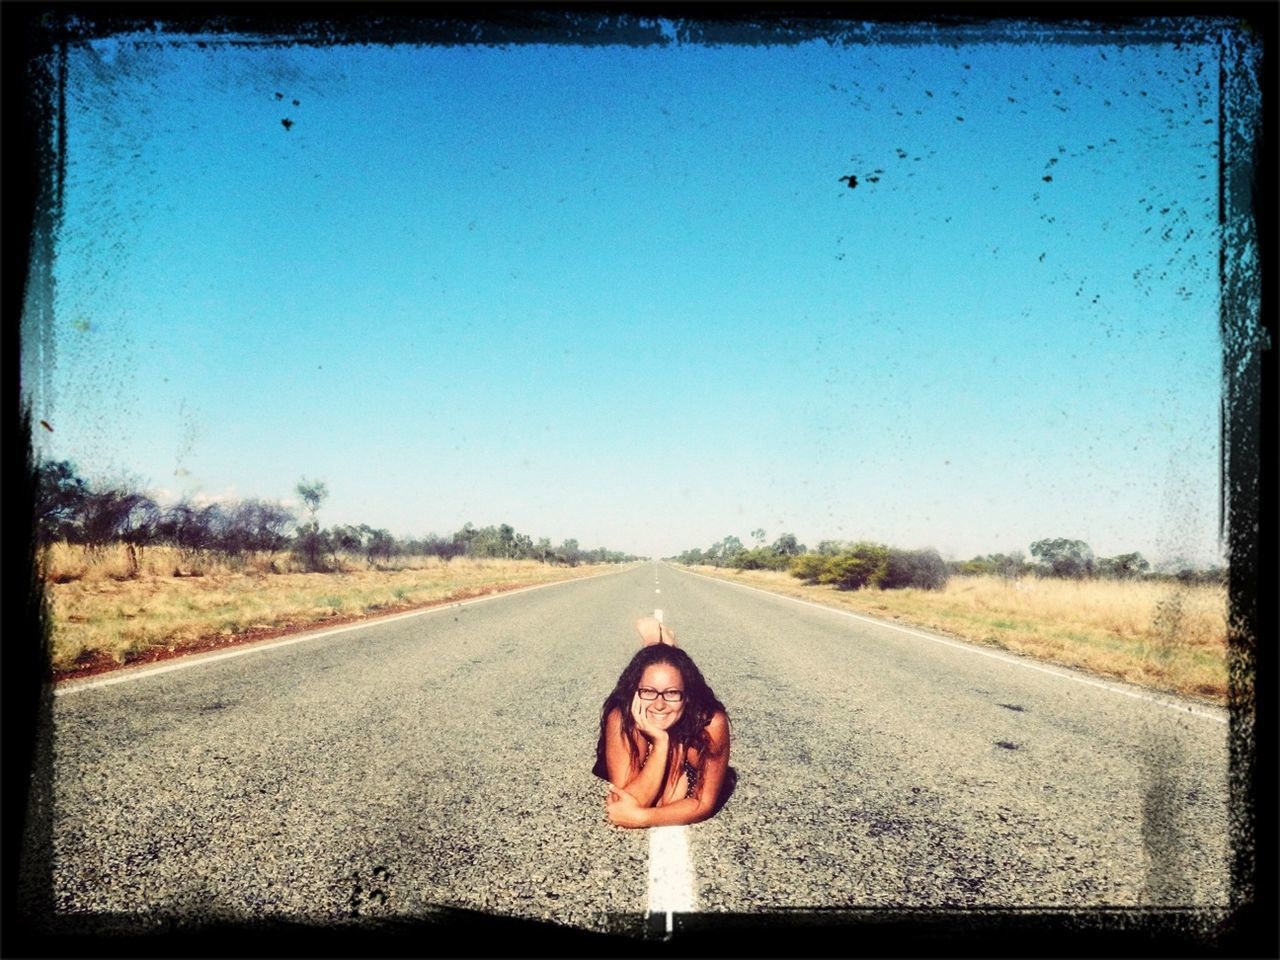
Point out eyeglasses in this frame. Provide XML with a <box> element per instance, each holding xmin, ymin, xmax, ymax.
<box><xmin>637</xmin><ymin>686</ymin><xmax>685</xmax><ymax>703</ymax></box>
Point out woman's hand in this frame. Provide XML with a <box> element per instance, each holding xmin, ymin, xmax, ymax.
<box><xmin>631</xmin><ymin>693</ymin><xmax>670</xmax><ymax>743</ymax></box>
<box><xmin>605</xmin><ymin>783</ymin><xmax>650</xmax><ymax>829</ymax></box>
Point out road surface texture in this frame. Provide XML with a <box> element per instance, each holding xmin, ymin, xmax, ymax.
<box><xmin>21</xmin><ymin>562</ymin><xmax>1234</xmax><ymax>950</ymax></box>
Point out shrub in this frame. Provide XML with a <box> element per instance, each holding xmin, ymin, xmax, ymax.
<box><xmin>879</xmin><ymin>548</ymin><xmax>950</xmax><ymax>590</ymax></box>
<box><xmin>818</xmin><ymin>543</ymin><xmax>889</xmax><ymax>591</ymax></box>
<box><xmin>789</xmin><ymin>553</ymin><xmax>827</xmax><ymax>583</ymax></box>
<box><xmin>731</xmin><ymin>547</ymin><xmax>790</xmax><ymax>571</ymax></box>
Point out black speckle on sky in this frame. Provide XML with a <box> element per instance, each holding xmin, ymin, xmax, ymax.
<box><xmin>281</xmin><ymin>118</ymin><xmax>294</xmax><ymax>131</ymax></box>
<box><xmin>839</xmin><ymin>174</ymin><xmax>858</xmax><ymax>189</ymax></box>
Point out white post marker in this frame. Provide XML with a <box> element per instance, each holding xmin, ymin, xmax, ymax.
<box><xmin>645</xmin><ymin>608</ymin><xmax>696</xmax><ymax>936</ymax></box>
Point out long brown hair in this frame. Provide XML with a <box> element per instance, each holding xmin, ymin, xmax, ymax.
<box><xmin>592</xmin><ymin>644</ymin><xmax>726</xmax><ymax>781</ymax></box>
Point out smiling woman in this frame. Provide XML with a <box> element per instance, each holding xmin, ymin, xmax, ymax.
<box><xmin>593</xmin><ymin>628</ymin><xmax>732</xmax><ymax>827</ymax></box>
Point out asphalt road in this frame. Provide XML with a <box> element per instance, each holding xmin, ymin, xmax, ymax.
<box><xmin>24</xmin><ymin>561</ymin><xmax>1232</xmax><ymax>943</ymax></box>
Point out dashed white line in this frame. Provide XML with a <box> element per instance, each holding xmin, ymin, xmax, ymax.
<box><xmin>676</xmin><ymin>566</ymin><xmax>1227</xmax><ymax>725</ymax></box>
<box><xmin>648</xmin><ymin>825</ymin><xmax>695</xmax><ymax>932</ymax></box>
<box><xmin>646</xmin><ymin>607</ymin><xmax>696</xmax><ymax>932</ymax></box>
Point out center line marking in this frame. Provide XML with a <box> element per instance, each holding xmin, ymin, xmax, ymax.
<box><xmin>645</xmin><ymin>608</ymin><xmax>695</xmax><ymax>935</ymax></box>
<box><xmin>647</xmin><ymin>825</ymin><xmax>695</xmax><ymax>934</ymax></box>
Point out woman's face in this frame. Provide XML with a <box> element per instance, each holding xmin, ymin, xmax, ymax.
<box><xmin>637</xmin><ymin>662</ymin><xmax>686</xmax><ymax>729</ymax></box>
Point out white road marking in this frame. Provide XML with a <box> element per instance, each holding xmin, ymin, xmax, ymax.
<box><xmin>648</xmin><ymin>825</ymin><xmax>696</xmax><ymax>929</ymax></box>
<box><xmin>645</xmin><ymin>606</ymin><xmax>695</xmax><ymax>931</ymax></box>
<box><xmin>678</xmin><ymin>567</ymin><xmax>1228</xmax><ymax>725</ymax></box>
<box><xmin>55</xmin><ymin>569</ymin><xmax>623</xmax><ymax>696</ymax></box>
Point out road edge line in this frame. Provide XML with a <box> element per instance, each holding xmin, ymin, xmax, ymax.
<box><xmin>673</xmin><ymin>566</ymin><xmax>1227</xmax><ymax>725</ymax></box>
<box><xmin>54</xmin><ymin>566</ymin><xmax>629</xmax><ymax>696</ymax></box>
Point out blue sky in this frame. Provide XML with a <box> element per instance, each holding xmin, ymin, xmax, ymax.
<box><xmin>27</xmin><ymin>20</ymin><xmax>1234</xmax><ymax>564</ymax></box>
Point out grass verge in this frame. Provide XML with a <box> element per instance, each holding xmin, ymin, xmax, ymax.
<box><xmin>45</xmin><ymin>552</ymin><xmax>621</xmax><ymax>678</ymax></box>
<box><xmin>689</xmin><ymin>567</ymin><xmax>1228</xmax><ymax>705</ymax></box>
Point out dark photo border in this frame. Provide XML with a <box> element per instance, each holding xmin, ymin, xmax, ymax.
<box><xmin>3</xmin><ymin>3</ymin><xmax>1274</xmax><ymax>957</ymax></box>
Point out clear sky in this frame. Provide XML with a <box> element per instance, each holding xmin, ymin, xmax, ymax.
<box><xmin>26</xmin><ymin>18</ymin><xmax>1236</xmax><ymax>565</ymax></box>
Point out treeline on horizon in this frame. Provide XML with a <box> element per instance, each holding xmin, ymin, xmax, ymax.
<box><xmin>32</xmin><ymin>460</ymin><xmax>639</xmax><ymax>576</ymax></box>
<box><xmin>666</xmin><ymin>532</ymin><xmax>1227</xmax><ymax>591</ymax></box>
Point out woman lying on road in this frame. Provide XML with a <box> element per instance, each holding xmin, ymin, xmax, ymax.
<box><xmin>594</xmin><ymin>620</ymin><xmax>731</xmax><ymax>828</ymax></box>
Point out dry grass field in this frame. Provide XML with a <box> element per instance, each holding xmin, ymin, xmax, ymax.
<box><xmin>40</xmin><ymin>544</ymin><xmax>620</xmax><ymax>674</ymax></box>
<box><xmin>692</xmin><ymin>566</ymin><xmax>1230</xmax><ymax>705</ymax></box>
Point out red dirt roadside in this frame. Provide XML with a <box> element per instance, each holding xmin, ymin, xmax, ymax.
<box><xmin>51</xmin><ymin>581</ymin><xmax>531</xmax><ymax>684</ymax></box>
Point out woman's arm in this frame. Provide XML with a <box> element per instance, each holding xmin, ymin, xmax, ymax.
<box><xmin>607</xmin><ymin>710</ymin><xmax>730</xmax><ymax>828</ymax></box>
<box><xmin>602</xmin><ymin>701</ymin><xmax>670</xmax><ymax>808</ymax></box>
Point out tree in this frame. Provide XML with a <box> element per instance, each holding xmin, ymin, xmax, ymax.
<box><xmin>718</xmin><ymin>535</ymin><xmax>745</xmax><ymax>567</ymax></box>
<box><xmin>329</xmin><ymin>524</ymin><xmax>364</xmax><ymax>555</ymax></box>
<box><xmin>818</xmin><ymin>543</ymin><xmax>889</xmax><ymax>591</ymax></box>
<box><xmin>294</xmin><ymin>478</ymin><xmax>330</xmax><ymax>572</ymax></box>
<box><xmin>363</xmin><ymin>527</ymin><xmax>397</xmax><ymax>565</ymax></box>
<box><xmin>498</xmin><ymin>523</ymin><xmax>516</xmax><ymax>558</ymax></box>
<box><xmin>409</xmin><ymin>533</ymin><xmax>463</xmax><ymax>560</ymax></box>
<box><xmin>1098</xmin><ymin>552</ymin><xmax>1150</xmax><ymax>580</ymax></box>
<box><xmin>34</xmin><ymin>459</ymin><xmax>88</xmax><ymax>544</ymax></box>
<box><xmin>771</xmin><ymin>532</ymin><xmax>802</xmax><ymax>557</ymax></box>
<box><xmin>513</xmin><ymin>532</ymin><xmax>534</xmax><ymax>559</ymax></box>
<box><xmin>557</xmin><ymin>538</ymin><xmax>581</xmax><ymax>566</ymax></box>
<box><xmin>228</xmin><ymin>499</ymin><xmax>294</xmax><ymax>555</ymax></box>
<box><xmin>673</xmin><ymin>546</ymin><xmax>705</xmax><ymax>565</ymax></box>
<box><xmin>879</xmin><ymin>548</ymin><xmax>949</xmax><ymax>591</ymax></box>
<box><xmin>81</xmin><ymin>488</ymin><xmax>158</xmax><ymax>554</ymax></box>
<box><xmin>452</xmin><ymin>522</ymin><xmax>478</xmax><ymax>556</ymax></box>
<box><xmin>750</xmin><ymin>528</ymin><xmax>766</xmax><ymax>547</ymax></box>
<box><xmin>1029</xmin><ymin>538</ymin><xmax>1095</xmax><ymax>579</ymax></box>
<box><xmin>295</xmin><ymin>478</ymin><xmax>328</xmax><ymax>524</ymax></box>
<box><xmin>957</xmin><ymin>552</ymin><xmax>1027</xmax><ymax>580</ymax></box>
<box><xmin>731</xmin><ymin>547</ymin><xmax>771</xmax><ymax>570</ymax></box>
<box><xmin>78</xmin><ymin>487</ymin><xmax>160</xmax><ymax>575</ymax></box>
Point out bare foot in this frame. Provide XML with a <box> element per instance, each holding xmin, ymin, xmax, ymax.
<box><xmin>635</xmin><ymin>616</ymin><xmax>676</xmax><ymax>646</ymax></box>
